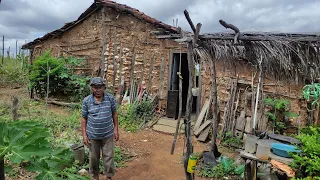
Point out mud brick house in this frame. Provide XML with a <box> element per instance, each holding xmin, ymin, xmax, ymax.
<box><xmin>22</xmin><ymin>0</ymin><xmax>320</xmax><ymax>132</ymax></box>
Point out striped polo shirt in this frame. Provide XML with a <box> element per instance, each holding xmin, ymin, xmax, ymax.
<box><xmin>82</xmin><ymin>93</ymin><xmax>117</xmax><ymax>140</ymax></box>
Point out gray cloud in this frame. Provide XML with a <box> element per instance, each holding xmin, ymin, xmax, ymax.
<box><xmin>1</xmin><ymin>0</ymin><xmax>320</xmax><ymax>57</ymax></box>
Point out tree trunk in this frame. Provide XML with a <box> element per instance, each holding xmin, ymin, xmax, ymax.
<box><xmin>184</xmin><ymin>42</ymin><xmax>194</xmax><ymax>180</ymax></box>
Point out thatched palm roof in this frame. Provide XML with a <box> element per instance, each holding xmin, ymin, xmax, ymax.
<box><xmin>158</xmin><ymin>32</ymin><xmax>320</xmax><ymax>83</ymax></box>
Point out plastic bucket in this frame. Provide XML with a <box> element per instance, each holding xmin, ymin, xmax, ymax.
<box><xmin>70</xmin><ymin>144</ymin><xmax>85</xmax><ymax>165</ymax></box>
<box><xmin>244</xmin><ymin>134</ymin><xmax>259</xmax><ymax>153</ymax></box>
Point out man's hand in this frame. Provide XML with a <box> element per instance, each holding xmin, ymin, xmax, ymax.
<box><xmin>114</xmin><ymin>129</ymin><xmax>119</xmax><ymax>141</ymax></box>
<box><xmin>83</xmin><ymin>134</ymin><xmax>90</xmax><ymax>146</ymax></box>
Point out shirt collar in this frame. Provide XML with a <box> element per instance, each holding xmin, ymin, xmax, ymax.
<box><xmin>91</xmin><ymin>93</ymin><xmax>105</xmax><ymax>104</ymax></box>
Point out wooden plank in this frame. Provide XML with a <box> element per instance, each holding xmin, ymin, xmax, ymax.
<box><xmin>197</xmin><ymin>124</ymin><xmax>211</xmax><ymax>142</ymax></box>
<box><xmin>236</xmin><ymin>110</ymin><xmax>246</xmax><ymax>130</ymax></box>
<box><xmin>193</xmin><ymin>99</ymin><xmax>210</xmax><ymax>131</ymax></box>
<box><xmin>194</xmin><ymin>120</ymin><xmax>211</xmax><ymax>136</ymax></box>
<box><xmin>147</xmin><ymin>55</ymin><xmax>155</xmax><ymax>93</ymax></box>
<box><xmin>240</xmin><ymin>151</ymin><xmax>269</xmax><ymax>163</ymax></box>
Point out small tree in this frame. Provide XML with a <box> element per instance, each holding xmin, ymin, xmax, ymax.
<box><xmin>264</xmin><ymin>98</ymin><xmax>298</xmax><ymax>134</ymax></box>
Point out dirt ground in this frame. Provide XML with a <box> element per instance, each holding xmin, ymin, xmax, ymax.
<box><xmin>0</xmin><ymin>87</ymin><xmax>237</xmax><ymax>180</ymax></box>
<box><xmin>113</xmin><ymin>128</ymin><xmax>208</xmax><ymax>180</ymax></box>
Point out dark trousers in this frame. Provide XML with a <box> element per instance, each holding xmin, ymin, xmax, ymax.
<box><xmin>89</xmin><ymin>137</ymin><xmax>115</xmax><ymax>177</ymax></box>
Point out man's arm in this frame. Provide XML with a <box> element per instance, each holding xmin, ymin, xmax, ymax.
<box><xmin>81</xmin><ymin>99</ymin><xmax>89</xmax><ymax>146</ymax></box>
<box><xmin>112</xmin><ymin>112</ymin><xmax>119</xmax><ymax>141</ymax></box>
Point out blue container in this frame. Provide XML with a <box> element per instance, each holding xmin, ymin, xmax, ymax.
<box><xmin>271</xmin><ymin>143</ymin><xmax>300</xmax><ymax>158</ymax></box>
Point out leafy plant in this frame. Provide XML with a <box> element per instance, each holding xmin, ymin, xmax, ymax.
<box><xmin>222</xmin><ymin>132</ymin><xmax>243</xmax><ymax>147</ymax></box>
<box><xmin>198</xmin><ymin>156</ymin><xmax>243</xmax><ymax>179</ymax></box>
<box><xmin>264</xmin><ymin>97</ymin><xmax>298</xmax><ymax>134</ymax></box>
<box><xmin>28</xmin><ymin>51</ymin><xmax>91</xmax><ymax>102</ymax></box>
<box><xmin>118</xmin><ymin>100</ymin><xmax>153</xmax><ymax>132</ymax></box>
<box><xmin>291</xmin><ymin>126</ymin><xmax>320</xmax><ymax>178</ymax></box>
<box><xmin>302</xmin><ymin>83</ymin><xmax>320</xmax><ymax>107</ymax></box>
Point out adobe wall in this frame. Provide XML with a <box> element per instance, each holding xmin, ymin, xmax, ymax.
<box><xmin>30</xmin><ymin>7</ymin><xmax>182</xmax><ymax>108</ymax></box>
<box><xmin>200</xmin><ymin>59</ymin><xmax>308</xmax><ymax>131</ymax></box>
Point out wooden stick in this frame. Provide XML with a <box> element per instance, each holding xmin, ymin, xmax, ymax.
<box><xmin>129</xmin><ymin>50</ymin><xmax>136</xmax><ymax>103</ymax></box>
<box><xmin>219</xmin><ymin>19</ymin><xmax>240</xmax><ymax>44</ymax></box>
<box><xmin>0</xmin><ymin>157</ymin><xmax>4</xmax><ymax>180</ymax></box>
<box><xmin>231</xmin><ymin>89</ymin><xmax>240</xmax><ymax>135</ymax></box>
<box><xmin>99</xmin><ymin>7</ymin><xmax>107</xmax><ymax>78</ymax></box>
<box><xmin>112</xmin><ymin>27</ymin><xmax>117</xmax><ymax>94</ymax></box>
<box><xmin>2</xmin><ymin>35</ymin><xmax>4</xmax><ymax>65</ymax></box>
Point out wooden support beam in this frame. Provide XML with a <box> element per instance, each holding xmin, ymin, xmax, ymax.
<box><xmin>99</xmin><ymin>7</ymin><xmax>107</xmax><ymax>78</ymax></box>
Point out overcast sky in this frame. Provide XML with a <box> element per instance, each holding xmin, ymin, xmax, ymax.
<box><xmin>1</xmin><ymin>0</ymin><xmax>320</xmax><ymax>57</ymax></box>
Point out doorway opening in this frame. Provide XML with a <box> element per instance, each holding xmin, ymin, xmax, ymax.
<box><xmin>166</xmin><ymin>53</ymin><xmax>198</xmax><ymax>119</ymax></box>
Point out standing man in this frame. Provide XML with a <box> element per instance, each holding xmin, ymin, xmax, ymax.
<box><xmin>81</xmin><ymin>77</ymin><xmax>119</xmax><ymax>180</ymax></box>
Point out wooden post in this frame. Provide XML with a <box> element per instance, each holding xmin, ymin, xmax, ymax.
<box><xmin>184</xmin><ymin>42</ymin><xmax>195</xmax><ymax>180</ymax></box>
<box><xmin>99</xmin><ymin>7</ymin><xmax>107</xmax><ymax>78</ymax></box>
<box><xmin>12</xmin><ymin>96</ymin><xmax>19</xmax><ymax>120</ymax></box>
<box><xmin>209</xmin><ymin>52</ymin><xmax>219</xmax><ymax>152</ymax></box>
<box><xmin>147</xmin><ymin>54</ymin><xmax>155</xmax><ymax>93</ymax></box>
<box><xmin>16</xmin><ymin>40</ymin><xmax>18</xmax><ymax>59</ymax></box>
<box><xmin>112</xmin><ymin>27</ymin><xmax>117</xmax><ymax>94</ymax></box>
<box><xmin>30</xmin><ymin>49</ymin><xmax>34</xmax><ymax>99</ymax></box>
<box><xmin>2</xmin><ymin>35</ymin><xmax>4</xmax><ymax>65</ymax></box>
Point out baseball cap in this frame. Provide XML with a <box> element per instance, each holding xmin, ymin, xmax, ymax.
<box><xmin>89</xmin><ymin>77</ymin><xmax>106</xmax><ymax>86</ymax></box>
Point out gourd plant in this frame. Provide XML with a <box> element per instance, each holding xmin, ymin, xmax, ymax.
<box><xmin>264</xmin><ymin>98</ymin><xmax>298</xmax><ymax>134</ymax></box>
<box><xmin>0</xmin><ymin>120</ymin><xmax>88</xmax><ymax>180</ymax></box>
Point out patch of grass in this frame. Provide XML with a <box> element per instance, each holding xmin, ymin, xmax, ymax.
<box><xmin>222</xmin><ymin>132</ymin><xmax>243</xmax><ymax>148</ymax></box>
<box><xmin>0</xmin><ymin>57</ymin><xmax>29</xmax><ymax>87</ymax></box>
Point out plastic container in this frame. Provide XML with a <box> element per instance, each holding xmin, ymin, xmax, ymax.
<box><xmin>244</xmin><ymin>134</ymin><xmax>259</xmax><ymax>153</ymax></box>
<box><xmin>256</xmin><ymin>140</ymin><xmax>274</xmax><ymax>160</ymax></box>
<box><xmin>187</xmin><ymin>153</ymin><xmax>198</xmax><ymax>173</ymax></box>
<box><xmin>271</xmin><ymin>143</ymin><xmax>300</xmax><ymax>158</ymax></box>
<box><xmin>70</xmin><ymin>144</ymin><xmax>85</xmax><ymax>165</ymax></box>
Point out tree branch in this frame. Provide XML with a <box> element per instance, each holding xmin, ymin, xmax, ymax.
<box><xmin>184</xmin><ymin>10</ymin><xmax>196</xmax><ymax>33</ymax></box>
<box><xmin>219</xmin><ymin>19</ymin><xmax>240</xmax><ymax>44</ymax></box>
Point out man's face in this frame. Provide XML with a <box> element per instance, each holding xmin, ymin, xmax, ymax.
<box><xmin>91</xmin><ymin>85</ymin><xmax>105</xmax><ymax>97</ymax></box>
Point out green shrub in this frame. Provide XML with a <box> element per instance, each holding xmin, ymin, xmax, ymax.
<box><xmin>291</xmin><ymin>126</ymin><xmax>320</xmax><ymax>178</ymax></box>
<box><xmin>29</xmin><ymin>51</ymin><xmax>91</xmax><ymax>102</ymax></box>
